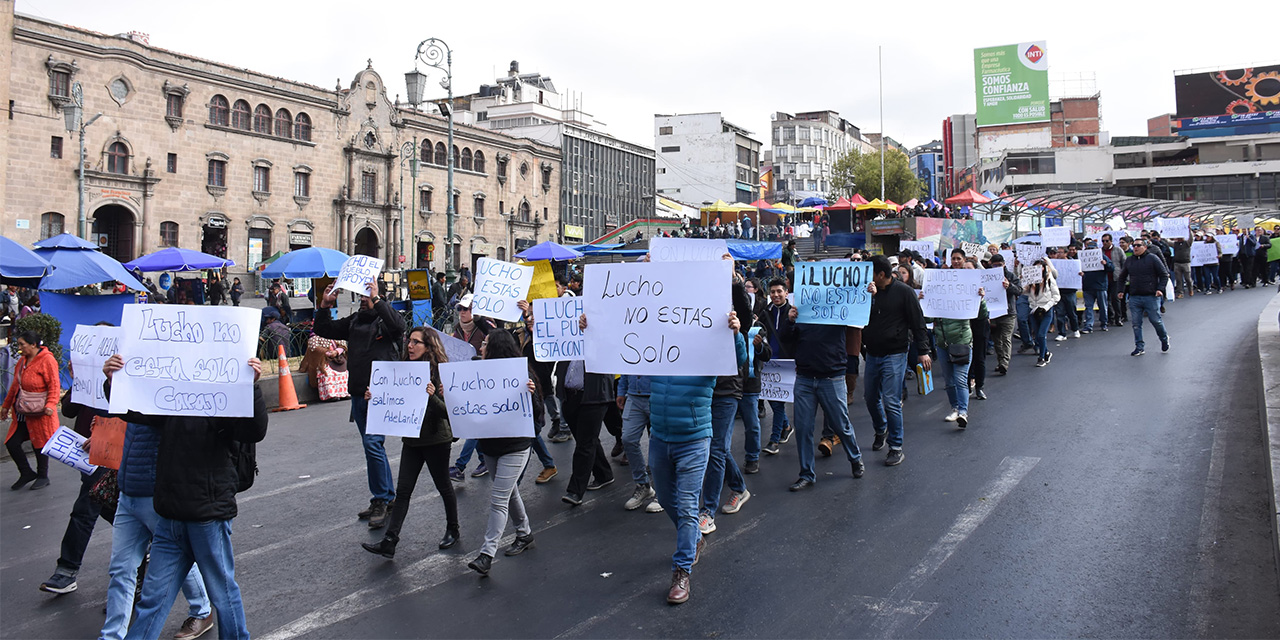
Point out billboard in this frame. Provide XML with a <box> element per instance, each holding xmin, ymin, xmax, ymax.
<box><xmin>974</xmin><ymin>42</ymin><xmax>1050</xmax><ymax>128</ymax></box>
<box><xmin>1175</xmin><ymin>64</ymin><xmax>1280</xmax><ymax>119</ymax></box>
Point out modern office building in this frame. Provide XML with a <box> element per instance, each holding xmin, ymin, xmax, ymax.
<box><xmin>909</xmin><ymin>140</ymin><xmax>944</xmax><ymax>199</ymax></box>
<box><xmin>766</xmin><ymin>110</ymin><xmax>874</xmax><ymax>204</ymax></box>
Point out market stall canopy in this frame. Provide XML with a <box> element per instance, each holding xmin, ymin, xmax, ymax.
<box><xmin>0</xmin><ymin>236</ymin><xmax>55</xmax><ymax>287</ymax></box>
<box><xmin>515</xmin><ymin>241</ymin><xmax>583</xmax><ymax>261</ymax></box>
<box><xmin>571</xmin><ymin>243</ymin><xmax>624</xmax><ymax>255</ymax></box>
<box><xmin>944</xmin><ymin>189</ymin><xmax>991</xmax><ymax>206</ymax></box>
<box><xmin>749</xmin><ymin>199</ymin><xmax>773</xmax><ymax>209</ymax></box>
<box><xmin>726</xmin><ymin>240</ymin><xmax>782</xmax><ymax>261</ymax></box>
<box><xmin>33</xmin><ymin>233</ymin><xmax>98</xmax><ymax>250</ymax></box>
<box><xmin>883</xmin><ymin>199</ymin><xmax>901</xmax><ymax>211</ymax></box>
<box><xmin>902</xmin><ymin>198</ymin><xmax>919</xmax><ymax>209</ymax></box>
<box><xmin>125</xmin><ymin>247</ymin><xmax>235</xmax><ymax>272</ymax></box>
<box><xmin>798</xmin><ymin>196</ymin><xmax>828</xmax><ymax>208</ymax></box>
<box><xmin>856</xmin><ymin>198</ymin><xmax>896</xmax><ymax>211</ymax></box>
<box><xmin>849</xmin><ymin>194</ymin><xmax>870</xmax><ymax>205</ymax></box>
<box><xmin>924</xmin><ymin>198</ymin><xmax>942</xmax><ymax>208</ymax></box>
<box><xmin>825</xmin><ymin>196</ymin><xmax>857</xmax><ymax>210</ymax></box>
<box><xmin>35</xmin><ymin>246</ymin><xmax>146</xmax><ymax>291</ymax></box>
<box><xmin>259</xmin><ymin>247</ymin><xmax>351</xmax><ymax>279</ymax></box>
<box><xmin>700</xmin><ymin>200</ymin><xmax>739</xmax><ymax>213</ymax></box>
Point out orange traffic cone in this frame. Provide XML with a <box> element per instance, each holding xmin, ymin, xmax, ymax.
<box><xmin>272</xmin><ymin>344</ymin><xmax>306</xmax><ymax>412</ymax></box>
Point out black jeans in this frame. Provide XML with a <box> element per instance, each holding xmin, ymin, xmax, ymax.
<box><xmin>387</xmin><ymin>441</ymin><xmax>457</xmax><ymax>538</ymax></box>
<box><xmin>566</xmin><ymin>401</ymin><xmax>612</xmax><ymax>496</ymax></box>
<box><xmin>6</xmin><ymin>420</ymin><xmax>49</xmax><ymax>479</ymax></box>
<box><xmin>55</xmin><ymin>467</ymin><xmax>113</xmax><ymax>577</ymax></box>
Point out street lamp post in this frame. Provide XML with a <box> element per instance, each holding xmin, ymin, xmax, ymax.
<box><xmin>397</xmin><ymin>139</ymin><xmax>418</xmax><ymax>270</ymax></box>
<box><xmin>405</xmin><ymin>38</ymin><xmax>455</xmax><ymax>282</ymax></box>
<box><xmin>63</xmin><ymin>82</ymin><xmax>102</xmax><ymax>240</ymax></box>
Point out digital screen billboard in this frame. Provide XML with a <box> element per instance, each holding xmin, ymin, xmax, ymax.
<box><xmin>1175</xmin><ymin>64</ymin><xmax>1280</xmax><ymax>119</ymax></box>
<box><xmin>973</xmin><ymin>42</ymin><xmax>1050</xmax><ymax>128</ymax></box>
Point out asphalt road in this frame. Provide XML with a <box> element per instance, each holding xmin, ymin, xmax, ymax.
<box><xmin>3</xmin><ymin>288</ymin><xmax>1279</xmax><ymax>639</ymax></box>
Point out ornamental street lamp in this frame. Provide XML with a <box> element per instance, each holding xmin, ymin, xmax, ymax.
<box><xmin>397</xmin><ymin>139</ymin><xmax>418</xmax><ymax>270</ymax></box>
<box><xmin>406</xmin><ymin>38</ymin><xmax>455</xmax><ymax>282</ymax></box>
<box><xmin>63</xmin><ymin>82</ymin><xmax>102</xmax><ymax>240</ymax></box>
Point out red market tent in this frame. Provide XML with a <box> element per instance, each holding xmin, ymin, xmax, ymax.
<box><xmin>944</xmin><ymin>189</ymin><xmax>991</xmax><ymax>206</ymax></box>
<box><xmin>849</xmin><ymin>193</ymin><xmax>869</xmax><ymax>205</ymax></box>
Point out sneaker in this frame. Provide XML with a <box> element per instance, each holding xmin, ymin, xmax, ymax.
<box><xmin>1035</xmin><ymin>357</ymin><xmax>1045</xmax><ymax>367</ymax></box>
<box><xmin>744</xmin><ymin>459</ymin><xmax>760</xmax><ymax>474</ymax></box>
<box><xmin>561</xmin><ymin>492</ymin><xmax>584</xmax><ymax>506</ymax></box>
<box><xmin>698</xmin><ymin>512</ymin><xmax>717</xmax><ymax>534</ymax></box>
<box><xmin>762</xmin><ymin>441</ymin><xmax>781</xmax><ymax>456</ymax></box>
<box><xmin>944</xmin><ymin>411</ymin><xmax>959</xmax><ymax>422</ymax></box>
<box><xmin>535</xmin><ymin>467</ymin><xmax>558</xmax><ymax>484</ymax></box>
<box><xmin>1131</xmin><ymin>348</ymin><xmax>1145</xmax><ymax>357</ymax></box>
<box><xmin>872</xmin><ymin>432</ymin><xmax>887</xmax><ymax>451</ymax></box>
<box><xmin>974</xmin><ymin>389</ymin><xmax>987</xmax><ymax>400</ymax></box>
<box><xmin>174</xmin><ymin>615</ymin><xmax>215</xmax><ymax>640</ymax></box>
<box><xmin>1161</xmin><ymin>337</ymin><xmax>1170</xmax><ymax>353</ymax></box>
<box><xmin>851</xmin><ymin>459</ymin><xmax>865</xmax><ymax>478</ymax></box>
<box><xmin>471</xmin><ymin>463</ymin><xmax>489</xmax><ymax>478</ymax></box>
<box><xmin>586</xmin><ymin>477</ymin><xmax>614</xmax><ymax>491</ymax></box>
<box><xmin>1080</xmin><ymin>328</ymin><xmax>1092</xmax><ymax>334</ymax></box>
<box><xmin>624</xmin><ymin>484</ymin><xmax>655</xmax><ymax>511</ymax></box>
<box><xmin>1072</xmin><ymin>331</ymin><xmax>1081</xmax><ymax>339</ymax></box>
<box><xmin>721</xmin><ymin>489</ymin><xmax>751</xmax><ymax>514</ymax></box>
<box><xmin>885</xmin><ymin>449</ymin><xmax>905</xmax><ymax>466</ymax></box>
<box><xmin>39</xmin><ymin>574</ymin><xmax>77</xmax><ymax>594</ymax></box>
<box><xmin>645</xmin><ymin>501</ymin><xmax>665</xmax><ymax>513</ymax></box>
<box><xmin>367</xmin><ymin>499</ymin><xmax>389</xmax><ymax>529</ymax></box>
<box><xmin>1100</xmin><ymin>325</ymin><xmax>1108</xmax><ymax>332</ymax></box>
<box><xmin>449</xmin><ymin>467</ymin><xmax>465</xmax><ymax>482</ymax></box>
<box><xmin>548</xmin><ymin>430</ymin><xmax>572</xmax><ymax>444</ymax></box>
<box><xmin>1043</xmin><ymin>352</ymin><xmax>1052</xmax><ymax>365</ymax></box>
<box><xmin>780</xmin><ymin>426</ymin><xmax>794</xmax><ymax>444</ymax></box>
<box><xmin>956</xmin><ymin>413</ymin><xmax>968</xmax><ymax>429</ymax></box>
<box><xmin>1055</xmin><ymin>335</ymin><xmax>1067</xmax><ymax>342</ymax></box>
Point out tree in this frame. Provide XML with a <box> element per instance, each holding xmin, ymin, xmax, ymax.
<box><xmin>829</xmin><ymin>148</ymin><xmax>923</xmax><ymax>204</ymax></box>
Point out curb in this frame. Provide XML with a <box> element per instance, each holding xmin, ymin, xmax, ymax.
<box><xmin>1257</xmin><ymin>292</ymin><xmax>1280</xmax><ymax>584</ymax></box>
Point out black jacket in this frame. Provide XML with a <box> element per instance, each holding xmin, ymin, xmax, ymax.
<box><xmin>1118</xmin><ymin>251</ymin><xmax>1170</xmax><ymax>297</ymax></box>
<box><xmin>780</xmin><ymin>322</ymin><xmax>847</xmax><ymax>379</ymax></box>
<box><xmin>314</xmin><ymin>300</ymin><xmax>407</xmax><ymax>396</ymax></box>
<box><xmin>764</xmin><ymin>302</ymin><xmax>794</xmax><ymax>358</ymax></box>
<box><xmin>862</xmin><ymin>279</ymin><xmax>931</xmax><ymax>357</ymax></box>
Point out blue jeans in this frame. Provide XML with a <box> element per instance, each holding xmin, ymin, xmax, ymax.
<box><xmin>1082</xmin><ymin>289</ymin><xmax>1108</xmax><ymax>330</ymax></box>
<box><xmin>1016</xmin><ymin>295</ymin><xmax>1034</xmax><ymax>348</ymax></box>
<box><xmin>739</xmin><ymin>393</ymin><xmax>762</xmax><ymax>463</ymax></box>
<box><xmin>793</xmin><ymin>375</ymin><xmax>861</xmax><ymax>483</ymax></box>
<box><xmin>1128</xmin><ymin>295</ymin><xmax>1168</xmax><ymax>350</ymax></box>
<box><xmin>1055</xmin><ymin>291</ymin><xmax>1078</xmax><ymax>335</ymax></box>
<box><xmin>351</xmin><ymin>395</ymin><xmax>395</xmax><ymax>501</ymax></box>
<box><xmin>102</xmin><ymin>494</ymin><xmax>209</xmax><ymax>640</ymax></box>
<box><xmin>702</xmin><ymin>396</ymin><xmax>746</xmax><ymax>514</ymax></box>
<box><xmin>454</xmin><ymin>439</ymin><xmax>483</xmax><ymax>470</ymax></box>
<box><xmin>1029</xmin><ymin>307</ymin><xmax>1054</xmax><ymax>359</ymax></box>
<box><xmin>650</xmin><ymin>436</ymin><xmax>710</xmax><ymax>573</ymax></box>
<box><xmin>934</xmin><ymin>352</ymin><xmax>971</xmax><ymax>415</ymax></box>
<box><xmin>621</xmin><ymin>395</ymin><xmax>651</xmax><ymax>485</ymax></box>
<box><xmin>125</xmin><ymin>518</ymin><xmax>247</xmax><ymax>640</ymax></box>
<box><xmin>768</xmin><ymin>401</ymin><xmax>790</xmax><ymax>443</ymax></box>
<box><xmin>864</xmin><ymin>352</ymin><xmax>908</xmax><ymax>449</ymax></box>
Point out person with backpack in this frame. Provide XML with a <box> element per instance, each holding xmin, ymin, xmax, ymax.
<box><xmin>101</xmin><ymin>353</ymin><xmax>268</xmax><ymax>640</ymax></box>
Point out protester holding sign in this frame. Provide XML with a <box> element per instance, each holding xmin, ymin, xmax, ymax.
<box><xmin>986</xmin><ymin>253</ymin><xmax>1021</xmax><ymax>375</ymax></box>
<box><xmin>2</xmin><ymin>331</ymin><xmax>59</xmax><ymax>491</ymax></box>
<box><xmin>926</xmin><ymin>255</ymin><xmax>987</xmax><ymax>429</ymax></box>
<box><xmin>315</xmin><ymin>280</ymin><xmax>407</xmax><ymax>530</ymax></box>
<box><xmin>362</xmin><ymin>327</ymin><xmax>461</xmax><ymax>560</ymax></box>
<box><xmin>861</xmin><ymin>256</ymin><xmax>931</xmax><ymax>465</ymax></box>
<box><xmin>1025</xmin><ymin>260</ymin><xmax>1061</xmax><ymax>367</ymax></box>
<box><xmin>449</xmin><ymin>294</ymin><xmax>497</xmax><ymax>482</ymax></box>
<box><xmin>760</xmin><ymin>278</ymin><xmax>795</xmax><ymax>455</ymax></box>
<box><xmin>1080</xmin><ymin>240</ymin><xmax>1112</xmax><ymax>334</ymax></box>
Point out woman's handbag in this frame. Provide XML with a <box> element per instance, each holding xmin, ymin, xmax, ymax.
<box><xmin>14</xmin><ymin>361</ymin><xmax>47</xmax><ymax>415</ymax></box>
<box><xmin>946</xmin><ymin>343</ymin><xmax>972</xmax><ymax>365</ymax></box>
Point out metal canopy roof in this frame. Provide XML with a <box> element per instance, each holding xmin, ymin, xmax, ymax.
<box><xmin>972</xmin><ymin>189</ymin><xmax>1280</xmax><ymax>225</ymax></box>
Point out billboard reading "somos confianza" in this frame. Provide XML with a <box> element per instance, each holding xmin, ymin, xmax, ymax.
<box><xmin>974</xmin><ymin>42</ymin><xmax>1050</xmax><ymax>128</ymax></box>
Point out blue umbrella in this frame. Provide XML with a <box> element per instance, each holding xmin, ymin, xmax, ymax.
<box><xmin>798</xmin><ymin>196</ymin><xmax>828</xmax><ymax>208</ymax></box>
<box><xmin>34</xmin><ymin>233</ymin><xmax>98</xmax><ymax>250</ymax></box>
<box><xmin>515</xmin><ymin>241</ymin><xmax>583</xmax><ymax>261</ymax></box>
<box><xmin>0</xmin><ymin>236</ymin><xmax>55</xmax><ymax>287</ymax></box>
<box><xmin>35</xmin><ymin>246</ymin><xmax>147</xmax><ymax>291</ymax></box>
<box><xmin>125</xmin><ymin>247</ymin><xmax>234</xmax><ymax>272</ymax></box>
<box><xmin>260</xmin><ymin>247</ymin><xmax>350</xmax><ymax>278</ymax></box>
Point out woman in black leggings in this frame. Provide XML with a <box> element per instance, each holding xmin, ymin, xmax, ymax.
<box><xmin>362</xmin><ymin>327</ymin><xmax>460</xmax><ymax>558</ymax></box>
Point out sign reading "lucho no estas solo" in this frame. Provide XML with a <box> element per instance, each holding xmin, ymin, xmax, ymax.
<box><xmin>974</xmin><ymin>41</ymin><xmax>1049</xmax><ymax>127</ymax></box>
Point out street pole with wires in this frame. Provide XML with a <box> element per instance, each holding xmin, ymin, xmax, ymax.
<box><xmin>879</xmin><ymin>45</ymin><xmax>885</xmax><ymax>201</ymax></box>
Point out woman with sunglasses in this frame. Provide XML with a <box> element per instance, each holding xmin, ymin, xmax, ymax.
<box><xmin>362</xmin><ymin>327</ymin><xmax>460</xmax><ymax>558</ymax></box>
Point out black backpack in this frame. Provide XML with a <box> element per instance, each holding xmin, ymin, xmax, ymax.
<box><xmin>233</xmin><ymin>440</ymin><xmax>258</xmax><ymax>492</ymax></box>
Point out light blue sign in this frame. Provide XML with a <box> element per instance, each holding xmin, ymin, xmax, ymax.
<box><xmin>794</xmin><ymin>261</ymin><xmax>873</xmax><ymax>327</ymax></box>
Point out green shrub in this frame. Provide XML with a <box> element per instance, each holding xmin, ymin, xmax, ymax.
<box><xmin>12</xmin><ymin>313</ymin><xmax>64</xmax><ymax>363</ymax></box>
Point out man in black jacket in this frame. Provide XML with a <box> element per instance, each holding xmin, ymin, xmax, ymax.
<box><xmin>861</xmin><ymin>255</ymin><xmax>931</xmax><ymax>466</ymax></box>
<box><xmin>315</xmin><ymin>280</ymin><xmax>406</xmax><ymax>528</ymax></box>
<box><xmin>1117</xmin><ymin>239</ymin><xmax>1170</xmax><ymax>356</ymax></box>
<box><xmin>103</xmin><ymin>354</ymin><xmax>267</xmax><ymax>640</ymax></box>
<box><xmin>987</xmin><ymin>253</ymin><xmax>1022</xmax><ymax>374</ymax></box>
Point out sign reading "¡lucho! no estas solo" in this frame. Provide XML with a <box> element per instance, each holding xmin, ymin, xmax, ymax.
<box><xmin>974</xmin><ymin>41</ymin><xmax>1050</xmax><ymax>127</ymax></box>
<box><xmin>794</xmin><ymin>261</ymin><xmax>874</xmax><ymax>327</ymax></box>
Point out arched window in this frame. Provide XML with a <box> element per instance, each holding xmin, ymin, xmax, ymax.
<box><xmin>39</xmin><ymin>212</ymin><xmax>64</xmax><ymax>240</ymax></box>
<box><xmin>159</xmin><ymin>221</ymin><xmax>179</xmax><ymax>247</ymax></box>
<box><xmin>107</xmin><ymin>142</ymin><xmax>129</xmax><ymax>174</ymax></box>
<box><xmin>453</xmin><ymin>146</ymin><xmax>460</xmax><ymax>168</ymax></box>
<box><xmin>231</xmin><ymin>100</ymin><xmax>251</xmax><ymax>130</ymax></box>
<box><xmin>253</xmin><ymin>104</ymin><xmax>272</xmax><ymax>135</ymax></box>
<box><xmin>365</xmin><ymin>81</ymin><xmax>377</xmax><ymax>104</ymax></box>
<box><xmin>434</xmin><ymin>142</ymin><xmax>447</xmax><ymax>166</ymax></box>
<box><xmin>209</xmin><ymin>95</ymin><xmax>229</xmax><ymax>126</ymax></box>
<box><xmin>473</xmin><ymin>150</ymin><xmax>485</xmax><ymax>173</ymax></box>
<box><xmin>519</xmin><ymin>201</ymin><xmax>531</xmax><ymax>222</ymax></box>
<box><xmin>460</xmin><ymin>148</ymin><xmax>473</xmax><ymax>171</ymax></box>
<box><xmin>294</xmin><ymin>113</ymin><xmax>312</xmax><ymax>141</ymax></box>
<box><xmin>274</xmin><ymin>109</ymin><xmax>292</xmax><ymax>139</ymax></box>
<box><xmin>420</xmin><ymin>139</ymin><xmax>432</xmax><ymax>164</ymax></box>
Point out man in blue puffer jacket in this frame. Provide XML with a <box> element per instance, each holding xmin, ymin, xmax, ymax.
<box><xmin>100</xmin><ymin>420</ymin><xmax>213</xmax><ymax>640</ymax></box>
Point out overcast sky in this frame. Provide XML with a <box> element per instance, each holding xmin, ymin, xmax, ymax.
<box><xmin>19</xmin><ymin>0</ymin><xmax>1280</xmax><ymax>152</ymax></box>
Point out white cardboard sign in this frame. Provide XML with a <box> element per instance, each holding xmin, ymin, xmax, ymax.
<box><xmin>108</xmin><ymin>305</ymin><xmax>259</xmax><ymax>417</ymax></box>
<box><xmin>40</xmin><ymin>426</ymin><xmax>97</xmax><ymax>475</ymax></box>
<box><xmin>440</xmin><ymin>357</ymin><xmax>536</xmax><ymax>438</ymax></box>
<box><xmin>1015</xmin><ymin>243</ymin><xmax>1045</xmax><ymax>267</ymax></box>
<box><xmin>1050</xmin><ymin>259</ymin><xmax>1082</xmax><ymax>289</ymax></box>
<box><xmin>1216</xmin><ymin>235</ymin><xmax>1239</xmax><ymax>255</ymax></box>
<box><xmin>921</xmin><ymin>269</ymin><xmax>984</xmax><ymax>320</ymax></box>
<box><xmin>365</xmin><ymin>361</ymin><xmax>435</xmax><ymax>438</ymax></box>
<box><xmin>69</xmin><ymin>325</ymin><xmax>122</xmax><ymax>411</ymax></box>
<box><xmin>1190</xmin><ymin>242</ymin><xmax>1218</xmax><ymax>266</ymax></box>
<box><xmin>430</xmin><ymin>328</ymin><xmax>477</xmax><ymax>365</ymax></box>
<box><xmin>979</xmin><ymin>267</ymin><xmax>1008</xmax><ymax>319</ymax></box>
<box><xmin>471</xmin><ymin>257</ymin><xmax>534</xmax><ymax>323</ymax></box>
<box><xmin>1079</xmin><ymin>249</ymin><xmax>1105</xmax><ymax>272</ymax></box>
<box><xmin>1020</xmin><ymin>264</ymin><xmax>1044</xmax><ymax>286</ymax></box>
<box><xmin>532</xmin><ymin>297</ymin><xmax>584</xmax><ymax>362</ymax></box>
<box><xmin>759</xmin><ymin>359</ymin><xmax>796</xmax><ymax>403</ymax></box>
<box><xmin>334</xmin><ymin>255</ymin><xmax>384</xmax><ymax>297</ymax></box>
<box><xmin>1160</xmin><ymin>217</ymin><xmax>1191</xmax><ymax>239</ymax></box>
<box><xmin>649</xmin><ymin>238</ymin><xmax>729</xmax><ymax>262</ymax></box>
<box><xmin>900</xmin><ymin>240</ymin><xmax>937</xmax><ymax>259</ymax></box>
<box><xmin>582</xmin><ymin>260</ymin><xmax>735</xmax><ymax>376</ymax></box>
<box><xmin>1041</xmin><ymin>226</ymin><xmax>1072</xmax><ymax>247</ymax></box>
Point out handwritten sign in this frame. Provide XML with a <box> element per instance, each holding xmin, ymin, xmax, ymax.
<box><xmin>1080</xmin><ymin>248</ymin><xmax>1105</xmax><ymax>272</ymax></box>
<box><xmin>431</xmin><ymin>328</ymin><xmax>477</xmax><ymax>364</ymax></box>
<box><xmin>1020</xmin><ymin>264</ymin><xmax>1043</xmax><ymax>286</ymax></box>
<box><xmin>961</xmin><ymin>242</ymin><xmax>984</xmax><ymax>258</ymax></box>
<box><xmin>532</xmin><ymin>297</ymin><xmax>584</xmax><ymax>362</ymax></box>
<box><xmin>998</xmin><ymin>249</ymin><xmax>1015</xmax><ymax>266</ymax></box>
<box><xmin>440</xmin><ymin>357</ymin><xmax>535</xmax><ymax>438</ymax></box>
<box><xmin>1049</xmin><ymin>259</ymin><xmax>1082</xmax><ymax>289</ymax></box>
<box><xmin>760</xmin><ymin>359</ymin><xmax>796</xmax><ymax>403</ymax></box>
<box><xmin>1160</xmin><ymin>217</ymin><xmax>1190</xmax><ymax>239</ymax></box>
<box><xmin>334</xmin><ymin>255</ymin><xmax>384</xmax><ymax>297</ymax></box>
<box><xmin>794</xmin><ymin>261</ymin><xmax>873</xmax><ymax>327</ymax></box>
<box><xmin>1041</xmin><ymin>226</ymin><xmax>1071</xmax><ymax>247</ymax></box>
<box><xmin>921</xmin><ymin>269</ymin><xmax>984</xmax><ymax>320</ymax></box>
<box><xmin>88</xmin><ymin>416</ymin><xmax>127</xmax><ymax>470</ymax></box>
<box><xmin>1216</xmin><ymin>235</ymin><xmax>1239</xmax><ymax>255</ymax></box>
<box><xmin>525</xmin><ymin>260</ymin><xmax>558</xmax><ymax>301</ymax></box>
<box><xmin>1015</xmin><ymin>243</ymin><xmax>1045</xmax><ymax>267</ymax></box>
<box><xmin>109</xmin><ymin>305</ymin><xmax>259</xmax><ymax>417</ymax></box>
<box><xmin>582</xmin><ymin>260</ymin><xmax>735</xmax><ymax>376</ymax></box>
<box><xmin>1190</xmin><ymin>242</ymin><xmax>1218</xmax><ymax>266</ymax></box>
<box><xmin>900</xmin><ymin>240</ymin><xmax>936</xmax><ymax>259</ymax></box>
<box><xmin>471</xmin><ymin>257</ymin><xmax>534</xmax><ymax>323</ymax></box>
<box><xmin>365</xmin><ymin>361</ymin><xmax>434</xmax><ymax>438</ymax></box>
<box><xmin>1237</xmin><ymin>214</ymin><xmax>1254</xmax><ymax>229</ymax></box>
<box><xmin>69</xmin><ymin>325</ymin><xmax>122</xmax><ymax>410</ymax></box>
<box><xmin>649</xmin><ymin>238</ymin><xmax>728</xmax><ymax>262</ymax></box>
<box><xmin>40</xmin><ymin>426</ymin><xmax>97</xmax><ymax>475</ymax></box>
<box><xmin>979</xmin><ymin>268</ymin><xmax>1008</xmax><ymax>319</ymax></box>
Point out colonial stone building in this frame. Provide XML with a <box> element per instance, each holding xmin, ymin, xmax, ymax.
<box><xmin>0</xmin><ymin>3</ymin><xmax>560</xmax><ymax>281</ymax></box>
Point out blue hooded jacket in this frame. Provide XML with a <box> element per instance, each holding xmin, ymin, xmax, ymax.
<box><xmin>117</xmin><ymin>421</ymin><xmax>160</xmax><ymax>498</ymax></box>
<box><xmin>649</xmin><ymin>333</ymin><xmax>747</xmax><ymax>444</ymax></box>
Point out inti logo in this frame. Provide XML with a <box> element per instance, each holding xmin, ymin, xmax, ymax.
<box><xmin>1025</xmin><ymin>45</ymin><xmax>1044</xmax><ymax>63</ymax></box>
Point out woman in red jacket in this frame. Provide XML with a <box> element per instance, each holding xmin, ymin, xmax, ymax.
<box><xmin>1</xmin><ymin>331</ymin><xmax>61</xmax><ymax>489</ymax></box>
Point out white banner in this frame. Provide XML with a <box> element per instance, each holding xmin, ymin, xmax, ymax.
<box><xmin>40</xmin><ymin>426</ymin><xmax>98</xmax><ymax>475</ymax></box>
<box><xmin>69</xmin><ymin>324</ymin><xmax>122</xmax><ymax>410</ymax></box>
<box><xmin>108</xmin><ymin>305</ymin><xmax>259</xmax><ymax>417</ymax></box>
<box><xmin>649</xmin><ymin>238</ymin><xmax>728</xmax><ymax>262</ymax></box>
<box><xmin>759</xmin><ymin>359</ymin><xmax>796</xmax><ymax>403</ymax></box>
<box><xmin>1190</xmin><ymin>241</ymin><xmax>1218</xmax><ymax>266</ymax></box>
<box><xmin>1049</xmin><ymin>259</ymin><xmax>1082</xmax><ymax>289</ymax></box>
<box><xmin>334</xmin><ymin>255</ymin><xmax>383</xmax><ymax>297</ymax></box>
<box><xmin>979</xmin><ymin>267</ymin><xmax>1008</xmax><ymax>319</ymax></box>
<box><xmin>1216</xmin><ymin>235</ymin><xmax>1239</xmax><ymax>255</ymax></box>
<box><xmin>532</xmin><ymin>297</ymin><xmax>584</xmax><ymax>362</ymax></box>
<box><xmin>1041</xmin><ymin>226</ymin><xmax>1071</xmax><ymax>247</ymax></box>
<box><xmin>440</xmin><ymin>357</ymin><xmax>536</xmax><ymax>439</ymax></box>
<box><xmin>365</xmin><ymin>361</ymin><xmax>434</xmax><ymax>438</ymax></box>
<box><xmin>471</xmin><ymin>257</ymin><xmax>534</xmax><ymax>323</ymax></box>
<box><xmin>921</xmin><ymin>269</ymin><xmax>984</xmax><ymax>320</ymax></box>
<box><xmin>1079</xmin><ymin>248</ymin><xmax>1105</xmax><ymax>272</ymax></box>
<box><xmin>1015</xmin><ymin>243</ymin><xmax>1045</xmax><ymax>267</ymax></box>
<box><xmin>900</xmin><ymin>240</ymin><xmax>937</xmax><ymax>259</ymax></box>
<box><xmin>582</xmin><ymin>261</ymin><xmax>736</xmax><ymax>375</ymax></box>
<box><xmin>1160</xmin><ymin>217</ymin><xmax>1190</xmax><ymax>239</ymax></box>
